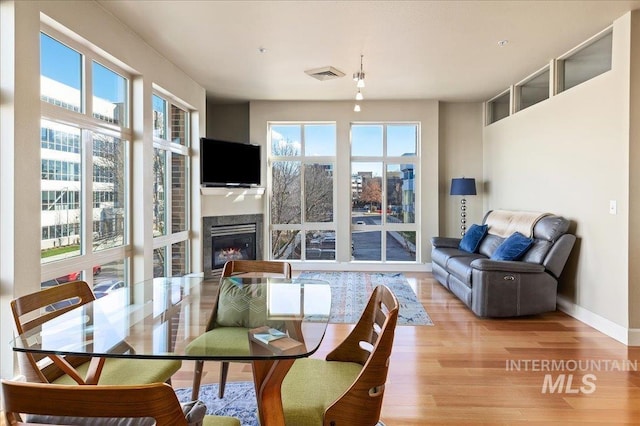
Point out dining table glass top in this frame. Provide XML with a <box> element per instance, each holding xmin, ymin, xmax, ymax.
<box><xmin>11</xmin><ymin>276</ymin><xmax>332</xmax><ymax>361</ymax></box>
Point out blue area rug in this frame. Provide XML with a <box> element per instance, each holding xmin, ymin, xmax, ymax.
<box><xmin>175</xmin><ymin>382</ymin><xmax>259</xmax><ymax>426</ymax></box>
<box><xmin>297</xmin><ymin>271</ymin><xmax>433</xmax><ymax>325</ymax></box>
<box><xmin>175</xmin><ymin>381</ymin><xmax>386</xmax><ymax>426</ymax></box>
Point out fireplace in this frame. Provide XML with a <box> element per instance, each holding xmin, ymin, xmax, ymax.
<box><xmin>203</xmin><ymin>214</ymin><xmax>264</xmax><ymax>278</ymax></box>
<box><xmin>211</xmin><ymin>224</ymin><xmax>257</xmax><ymax>271</ymax></box>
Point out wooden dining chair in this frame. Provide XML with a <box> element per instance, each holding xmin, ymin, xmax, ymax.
<box><xmin>221</xmin><ymin>259</ymin><xmax>293</xmax><ymax>278</ymax></box>
<box><xmin>280</xmin><ymin>284</ymin><xmax>399</xmax><ymax>426</ymax></box>
<box><xmin>10</xmin><ymin>280</ymin><xmax>182</xmax><ymax>386</ymax></box>
<box><xmin>186</xmin><ymin>260</ymin><xmax>292</xmax><ymax>399</ymax></box>
<box><xmin>1</xmin><ymin>379</ymin><xmax>240</xmax><ymax>426</ymax></box>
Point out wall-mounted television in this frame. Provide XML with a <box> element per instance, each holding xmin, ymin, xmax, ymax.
<box><xmin>200</xmin><ymin>138</ymin><xmax>261</xmax><ymax>187</ymax></box>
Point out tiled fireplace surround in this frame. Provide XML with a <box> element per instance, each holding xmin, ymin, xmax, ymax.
<box><xmin>202</xmin><ymin>214</ymin><xmax>264</xmax><ymax>278</ymax></box>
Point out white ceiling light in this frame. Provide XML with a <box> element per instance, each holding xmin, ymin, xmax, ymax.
<box><xmin>353</xmin><ymin>54</ymin><xmax>365</xmax><ymax>88</ymax></box>
<box><xmin>353</xmin><ymin>54</ymin><xmax>365</xmax><ymax>112</ymax></box>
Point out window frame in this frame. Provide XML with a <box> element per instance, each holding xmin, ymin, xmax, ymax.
<box><xmin>40</xmin><ymin>24</ymin><xmax>133</xmax><ymax>286</ymax></box>
<box><xmin>556</xmin><ymin>27</ymin><xmax>613</xmax><ymax>94</ymax></box>
<box><xmin>151</xmin><ymin>89</ymin><xmax>191</xmax><ymax>277</ymax></box>
<box><xmin>514</xmin><ymin>65</ymin><xmax>550</xmax><ymax>112</ymax></box>
<box><xmin>485</xmin><ymin>89</ymin><xmax>511</xmax><ymax>125</ymax></box>
<box><xmin>268</xmin><ymin>122</ymin><xmax>337</xmax><ymax>262</ymax></box>
<box><xmin>350</xmin><ymin>122</ymin><xmax>420</xmax><ymax>263</ymax></box>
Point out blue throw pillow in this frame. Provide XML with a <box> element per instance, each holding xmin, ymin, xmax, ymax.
<box><xmin>491</xmin><ymin>232</ymin><xmax>534</xmax><ymax>261</ymax></box>
<box><xmin>458</xmin><ymin>224</ymin><xmax>488</xmax><ymax>253</ymax></box>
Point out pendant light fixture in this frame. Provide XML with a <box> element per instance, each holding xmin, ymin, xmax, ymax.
<box><xmin>353</xmin><ymin>54</ymin><xmax>365</xmax><ymax>112</ymax></box>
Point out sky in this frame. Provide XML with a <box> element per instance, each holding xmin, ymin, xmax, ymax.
<box><xmin>41</xmin><ymin>33</ymin><xmax>126</xmax><ymax>105</ymax></box>
<box><xmin>271</xmin><ymin>124</ymin><xmax>417</xmax><ymax>177</ymax></box>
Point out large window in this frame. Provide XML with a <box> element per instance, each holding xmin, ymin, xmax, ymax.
<box><xmin>40</xmin><ymin>28</ymin><xmax>130</xmax><ymax>288</ymax></box>
<box><xmin>351</xmin><ymin>123</ymin><xmax>418</xmax><ymax>262</ymax></box>
<box><xmin>152</xmin><ymin>93</ymin><xmax>191</xmax><ymax>277</ymax></box>
<box><xmin>269</xmin><ymin>123</ymin><xmax>336</xmax><ymax>261</ymax></box>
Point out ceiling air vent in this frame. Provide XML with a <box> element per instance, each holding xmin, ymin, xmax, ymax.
<box><xmin>305</xmin><ymin>66</ymin><xmax>345</xmax><ymax>81</ymax></box>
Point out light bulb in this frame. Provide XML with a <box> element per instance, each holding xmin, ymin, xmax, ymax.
<box><xmin>355</xmin><ymin>90</ymin><xmax>363</xmax><ymax>101</ymax></box>
<box><xmin>357</xmin><ymin>78</ymin><xmax>365</xmax><ymax>88</ymax></box>
<box><xmin>354</xmin><ymin>104</ymin><xmax>361</xmax><ymax>112</ymax></box>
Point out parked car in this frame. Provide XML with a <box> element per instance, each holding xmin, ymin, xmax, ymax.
<box><xmin>56</xmin><ymin>265</ymin><xmax>102</xmax><ymax>283</ymax></box>
<box><xmin>92</xmin><ymin>280</ymin><xmax>125</xmax><ymax>299</ymax></box>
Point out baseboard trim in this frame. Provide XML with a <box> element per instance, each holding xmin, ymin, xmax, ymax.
<box><xmin>556</xmin><ymin>295</ymin><xmax>638</xmax><ymax>346</ymax></box>
<box><xmin>629</xmin><ymin>329</ymin><xmax>640</xmax><ymax>346</ymax></box>
<box><xmin>291</xmin><ymin>262</ymin><xmax>431</xmax><ymax>272</ymax></box>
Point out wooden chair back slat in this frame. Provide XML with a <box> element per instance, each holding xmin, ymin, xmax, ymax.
<box><xmin>221</xmin><ymin>260</ymin><xmax>292</xmax><ymax>279</ymax></box>
<box><xmin>2</xmin><ymin>380</ymin><xmax>188</xmax><ymax>426</ymax></box>
<box><xmin>11</xmin><ymin>280</ymin><xmax>95</xmax><ymax>334</ymax></box>
<box><xmin>324</xmin><ymin>285</ymin><xmax>399</xmax><ymax>426</ymax></box>
<box><xmin>10</xmin><ymin>281</ymin><xmax>96</xmax><ymax>383</ymax></box>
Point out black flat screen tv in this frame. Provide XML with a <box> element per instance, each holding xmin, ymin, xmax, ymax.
<box><xmin>200</xmin><ymin>138</ymin><xmax>261</xmax><ymax>187</ymax></box>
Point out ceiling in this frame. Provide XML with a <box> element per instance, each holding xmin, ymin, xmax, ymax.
<box><xmin>97</xmin><ymin>0</ymin><xmax>640</xmax><ymax>104</ymax></box>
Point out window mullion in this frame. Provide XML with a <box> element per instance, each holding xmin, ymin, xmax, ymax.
<box><xmin>164</xmin><ymin>149</ymin><xmax>172</xmax><ymax>234</ymax></box>
<box><xmin>82</xmin><ymin>128</ymin><xmax>93</xmax><ymax>256</ymax></box>
<box><xmin>84</xmin><ymin>53</ymin><xmax>92</xmax><ymax>119</ymax></box>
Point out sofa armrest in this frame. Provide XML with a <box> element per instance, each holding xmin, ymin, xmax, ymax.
<box><xmin>431</xmin><ymin>237</ymin><xmax>461</xmax><ymax>249</ymax></box>
<box><xmin>470</xmin><ymin>258</ymin><xmax>545</xmax><ymax>274</ymax></box>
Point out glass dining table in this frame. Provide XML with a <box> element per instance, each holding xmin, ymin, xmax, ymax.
<box><xmin>10</xmin><ymin>276</ymin><xmax>332</xmax><ymax>426</ymax></box>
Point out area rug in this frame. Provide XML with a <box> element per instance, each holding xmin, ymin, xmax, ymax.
<box><xmin>174</xmin><ymin>382</ymin><xmax>385</xmax><ymax>426</ymax></box>
<box><xmin>297</xmin><ymin>271</ymin><xmax>433</xmax><ymax>326</ymax></box>
<box><xmin>175</xmin><ymin>382</ymin><xmax>258</xmax><ymax>426</ymax></box>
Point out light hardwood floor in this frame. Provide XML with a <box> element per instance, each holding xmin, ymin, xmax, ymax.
<box><xmin>171</xmin><ymin>272</ymin><xmax>640</xmax><ymax>425</ymax></box>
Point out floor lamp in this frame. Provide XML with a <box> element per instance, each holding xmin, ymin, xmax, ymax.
<box><xmin>450</xmin><ymin>177</ymin><xmax>477</xmax><ymax>236</ymax></box>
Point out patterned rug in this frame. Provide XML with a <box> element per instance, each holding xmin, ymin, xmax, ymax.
<box><xmin>175</xmin><ymin>382</ymin><xmax>258</xmax><ymax>426</ymax></box>
<box><xmin>174</xmin><ymin>381</ymin><xmax>386</xmax><ymax>426</ymax></box>
<box><xmin>297</xmin><ymin>271</ymin><xmax>433</xmax><ymax>325</ymax></box>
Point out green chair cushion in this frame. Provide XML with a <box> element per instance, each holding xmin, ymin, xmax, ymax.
<box><xmin>203</xmin><ymin>416</ymin><xmax>241</xmax><ymax>426</ymax></box>
<box><xmin>281</xmin><ymin>358</ymin><xmax>362</xmax><ymax>426</ymax></box>
<box><xmin>52</xmin><ymin>358</ymin><xmax>182</xmax><ymax>386</ymax></box>
<box><xmin>185</xmin><ymin>327</ymin><xmax>251</xmax><ymax>357</ymax></box>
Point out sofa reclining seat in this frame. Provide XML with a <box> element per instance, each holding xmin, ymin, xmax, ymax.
<box><xmin>431</xmin><ymin>210</ymin><xmax>576</xmax><ymax>317</ymax></box>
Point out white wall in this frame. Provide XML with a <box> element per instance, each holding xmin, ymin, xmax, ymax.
<box><xmin>438</xmin><ymin>103</ymin><xmax>485</xmax><ymax>237</ymax></box>
<box><xmin>483</xmin><ymin>12</ymin><xmax>633</xmax><ymax>342</ymax></box>
<box><xmin>0</xmin><ymin>0</ymin><xmax>205</xmax><ymax>380</ymax></box>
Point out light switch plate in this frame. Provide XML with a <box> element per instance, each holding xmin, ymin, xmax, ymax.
<box><xmin>609</xmin><ymin>200</ymin><xmax>617</xmax><ymax>215</ymax></box>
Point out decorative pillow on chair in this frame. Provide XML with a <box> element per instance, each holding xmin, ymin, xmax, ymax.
<box><xmin>459</xmin><ymin>224</ymin><xmax>488</xmax><ymax>253</ymax></box>
<box><xmin>216</xmin><ymin>282</ymin><xmax>267</xmax><ymax>328</ymax></box>
<box><xmin>490</xmin><ymin>232</ymin><xmax>534</xmax><ymax>261</ymax></box>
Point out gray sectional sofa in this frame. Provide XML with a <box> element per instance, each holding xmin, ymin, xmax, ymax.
<box><xmin>431</xmin><ymin>210</ymin><xmax>576</xmax><ymax>317</ymax></box>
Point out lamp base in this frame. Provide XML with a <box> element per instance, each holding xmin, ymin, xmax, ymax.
<box><xmin>460</xmin><ymin>198</ymin><xmax>467</xmax><ymax>236</ymax></box>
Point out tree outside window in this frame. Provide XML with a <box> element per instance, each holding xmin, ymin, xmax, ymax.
<box><xmin>270</xmin><ymin>123</ymin><xmax>335</xmax><ymax>260</ymax></box>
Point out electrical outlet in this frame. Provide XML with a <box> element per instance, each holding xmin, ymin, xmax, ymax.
<box><xmin>609</xmin><ymin>200</ymin><xmax>617</xmax><ymax>215</ymax></box>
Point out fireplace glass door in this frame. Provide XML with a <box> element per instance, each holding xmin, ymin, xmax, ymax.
<box><xmin>211</xmin><ymin>224</ymin><xmax>257</xmax><ymax>271</ymax></box>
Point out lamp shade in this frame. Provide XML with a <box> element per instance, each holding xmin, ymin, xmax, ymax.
<box><xmin>450</xmin><ymin>178</ymin><xmax>477</xmax><ymax>196</ymax></box>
